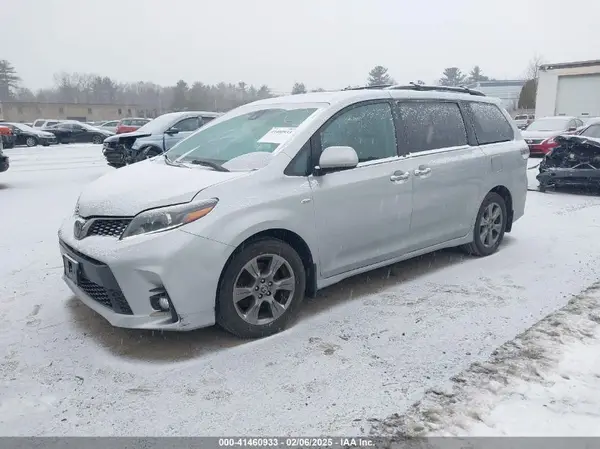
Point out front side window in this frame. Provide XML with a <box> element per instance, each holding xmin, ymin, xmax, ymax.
<box><xmin>468</xmin><ymin>102</ymin><xmax>514</xmax><ymax>145</ymax></box>
<box><xmin>320</xmin><ymin>102</ymin><xmax>397</xmax><ymax>163</ymax></box>
<box><xmin>581</xmin><ymin>124</ymin><xmax>600</xmax><ymax>138</ymax></box>
<box><xmin>398</xmin><ymin>101</ymin><xmax>468</xmax><ymax>152</ymax></box>
<box><xmin>167</xmin><ymin>106</ymin><xmax>320</xmax><ymax>165</ymax></box>
<box><xmin>173</xmin><ymin>117</ymin><xmax>201</xmax><ymax>132</ymax></box>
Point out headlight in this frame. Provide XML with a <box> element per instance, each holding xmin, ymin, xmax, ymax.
<box><xmin>120</xmin><ymin>198</ymin><xmax>218</xmax><ymax>239</ymax></box>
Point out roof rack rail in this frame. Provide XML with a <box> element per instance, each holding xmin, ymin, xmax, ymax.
<box><xmin>386</xmin><ymin>83</ymin><xmax>486</xmax><ymax>96</ymax></box>
<box><xmin>342</xmin><ymin>84</ymin><xmax>395</xmax><ymax>91</ymax></box>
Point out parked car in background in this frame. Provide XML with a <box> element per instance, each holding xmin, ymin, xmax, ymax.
<box><xmin>32</xmin><ymin>119</ymin><xmax>62</xmax><ymax>129</ymax></box>
<box><xmin>96</xmin><ymin>120</ymin><xmax>119</xmax><ymax>133</ymax></box>
<box><xmin>0</xmin><ymin>141</ymin><xmax>9</xmax><ymax>173</ymax></box>
<box><xmin>46</xmin><ymin>121</ymin><xmax>114</xmax><ymax>144</ymax></box>
<box><xmin>0</xmin><ymin>125</ymin><xmax>15</xmax><ymax>149</ymax></box>
<box><xmin>115</xmin><ymin>118</ymin><xmax>151</xmax><ymax>134</ymax></box>
<box><xmin>102</xmin><ymin>111</ymin><xmax>221</xmax><ymax>167</ymax></box>
<box><xmin>576</xmin><ymin>118</ymin><xmax>600</xmax><ymax>138</ymax></box>
<box><xmin>1</xmin><ymin>122</ymin><xmax>57</xmax><ymax>147</ymax></box>
<box><xmin>521</xmin><ymin>116</ymin><xmax>584</xmax><ymax>155</ymax></box>
<box><xmin>60</xmin><ymin>86</ymin><xmax>527</xmax><ymax>338</ymax></box>
<box><xmin>514</xmin><ymin>113</ymin><xmax>535</xmax><ymax>130</ymax></box>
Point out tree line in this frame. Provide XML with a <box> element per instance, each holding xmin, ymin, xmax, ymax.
<box><xmin>0</xmin><ymin>57</ymin><xmax>543</xmax><ymax>114</ymax></box>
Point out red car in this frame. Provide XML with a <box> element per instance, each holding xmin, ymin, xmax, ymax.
<box><xmin>115</xmin><ymin>117</ymin><xmax>151</xmax><ymax>134</ymax></box>
<box><xmin>0</xmin><ymin>125</ymin><xmax>15</xmax><ymax>149</ymax></box>
<box><xmin>521</xmin><ymin>116</ymin><xmax>584</xmax><ymax>156</ymax></box>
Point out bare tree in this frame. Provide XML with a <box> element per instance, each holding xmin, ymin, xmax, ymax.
<box><xmin>526</xmin><ymin>54</ymin><xmax>546</xmax><ymax>81</ymax></box>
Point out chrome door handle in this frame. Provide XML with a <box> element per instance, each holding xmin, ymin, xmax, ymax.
<box><xmin>414</xmin><ymin>167</ymin><xmax>431</xmax><ymax>176</ymax></box>
<box><xmin>390</xmin><ymin>172</ymin><xmax>410</xmax><ymax>182</ymax></box>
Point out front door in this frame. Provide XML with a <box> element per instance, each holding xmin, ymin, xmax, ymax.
<box><xmin>164</xmin><ymin>116</ymin><xmax>203</xmax><ymax>151</ymax></box>
<box><xmin>395</xmin><ymin>100</ymin><xmax>486</xmax><ymax>250</ymax></box>
<box><xmin>309</xmin><ymin>101</ymin><xmax>414</xmax><ymax>279</ymax></box>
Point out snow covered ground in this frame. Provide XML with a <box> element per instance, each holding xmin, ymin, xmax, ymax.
<box><xmin>371</xmin><ymin>284</ymin><xmax>600</xmax><ymax>438</ymax></box>
<box><xmin>1</xmin><ymin>145</ymin><xmax>599</xmax><ymax>436</ymax></box>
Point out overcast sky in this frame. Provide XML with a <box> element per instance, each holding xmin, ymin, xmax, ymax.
<box><xmin>3</xmin><ymin>0</ymin><xmax>600</xmax><ymax>93</ymax></box>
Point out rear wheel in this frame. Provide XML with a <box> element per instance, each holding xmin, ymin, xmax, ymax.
<box><xmin>91</xmin><ymin>134</ymin><xmax>104</xmax><ymax>144</ymax></box>
<box><xmin>461</xmin><ymin>192</ymin><xmax>507</xmax><ymax>257</ymax></box>
<box><xmin>216</xmin><ymin>239</ymin><xmax>306</xmax><ymax>338</ymax></box>
<box><xmin>25</xmin><ymin>136</ymin><xmax>38</xmax><ymax>147</ymax></box>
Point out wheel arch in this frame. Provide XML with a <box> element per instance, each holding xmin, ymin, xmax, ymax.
<box><xmin>489</xmin><ymin>185</ymin><xmax>513</xmax><ymax>232</ymax></box>
<box><xmin>217</xmin><ymin>228</ymin><xmax>318</xmax><ymax>301</ymax></box>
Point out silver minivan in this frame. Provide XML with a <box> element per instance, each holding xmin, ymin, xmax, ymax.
<box><xmin>59</xmin><ymin>86</ymin><xmax>528</xmax><ymax>338</ymax></box>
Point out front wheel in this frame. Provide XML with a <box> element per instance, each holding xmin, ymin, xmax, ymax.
<box><xmin>216</xmin><ymin>239</ymin><xmax>306</xmax><ymax>338</ymax></box>
<box><xmin>25</xmin><ymin>137</ymin><xmax>38</xmax><ymax>147</ymax></box>
<box><xmin>461</xmin><ymin>192</ymin><xmax>507</xmax><ymax>257</ymax></box>
<box><xmin>140</xmin><ymin>147</ymin><xmax>162</xmax><ymax>160</ymax></box>
<box><xmin>91</xmin><ymin>135</ymin><xmax>104</xmax><ymax>144</ymax></box>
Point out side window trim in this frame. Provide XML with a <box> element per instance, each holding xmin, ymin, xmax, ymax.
<box><xmin>309</xmin><ymin>99</ymin><xmax>400</xmax><ymax>170</ymax></box>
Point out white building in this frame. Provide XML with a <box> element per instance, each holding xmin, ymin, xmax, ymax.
<box><xmin>467</xmin><ymin>80</ymin><xmax>526</xmax><ymax>112</ymax></box>
<box><xmin>535</xmin><ymin>59</ymin><xmax>600</xmax><ymax>119</ymax></box>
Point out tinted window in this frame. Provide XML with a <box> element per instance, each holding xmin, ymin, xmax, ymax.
<box><xmin>397</xmin><ymin>101</ymin><xmax>467</xmax><ymax>152</ymax></box>
<box><xmin>468</xmin><ymin>102</ymin><xmax>514</xmax><ymax>145</ymax></box>
<box><xmin>581</xmin><ymin>124</ymin><xmax>600</xmax><ymax>138</ymax></box>
<box><xmin>320</xmin><ymin>102</ymin><xmax>397</xmax><ymax>163</ymax></box>
<box><xmin>173</xmin><ymin>117</ymin><xmax>201</xmax><ymax>132</ymax></box>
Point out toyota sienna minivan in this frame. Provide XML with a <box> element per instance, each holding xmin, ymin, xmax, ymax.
<box><xmin>59</xmin><ymin>85</ymin><xmax>528</xmax><ymax>338</ymax></box>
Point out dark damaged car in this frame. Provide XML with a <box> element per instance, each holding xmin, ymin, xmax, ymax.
<box><xmin>537</xmin><ymin>135</ymin><xmax>600</xmax><ymax>192</ymax></box>
<box><xmin>102</xmin><ymin>111</ymin><xmax>221</xmax><ymax>168</ymax></box>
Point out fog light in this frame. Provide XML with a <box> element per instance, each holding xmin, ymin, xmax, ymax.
<box><xmin>158</xmin><ymin>296</ymin><xmax>170</xmax><ymax>311</ymax></box>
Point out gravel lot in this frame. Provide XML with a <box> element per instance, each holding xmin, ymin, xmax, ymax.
<box><xmin>1</xmin><ymin>144</ymin><xmax>599</xmax><ymax>436</ymax></box>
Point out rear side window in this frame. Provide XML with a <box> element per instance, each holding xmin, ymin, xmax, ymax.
<box><xmin>121</xmin><ymin>119</ymin><xmax>132</xmax><ymax>126</ymax></box>
<box><xmin>468</xmin><ymin>102</ymin><xmax>514</xmax><ymax>145</ymax></box>
<box><xmin>397</xmin><ymin>101</ymin><xmax>467</xmax><ymax>153</ymax></box>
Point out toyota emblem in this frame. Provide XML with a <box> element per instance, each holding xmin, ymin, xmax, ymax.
<box><xmin>73</xmin><ymin>219</ymin><xmax>85</xmax><ymax>240</ymax></box>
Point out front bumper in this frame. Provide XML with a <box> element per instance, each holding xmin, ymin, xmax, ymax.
<box><xmin>39</xmin><ymin>136</ymin><xmax>57</xmax><ymax>145</ymax></box>
<box><xmin>58</xmin><ymin>215</ymin><xmax>234</xmax><ymax>331</ymax></box>
<box><xmin>537</xmin><ymin>168</ymin><xmax>600</xmax><ymax>189</ymax></box>
<box><xmin>0</xmin><ymin>155</ymin><xmax>9</xmax><ymax>173</ymax></box>
<box><xmin>102</xmin><ymin>144</ymin><xmax>126</xmax><ymax>165</ymax></box>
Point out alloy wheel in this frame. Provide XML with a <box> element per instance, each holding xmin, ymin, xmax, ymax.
<box><xmin>232</xmin><ymin>254</ymin><xmax>295</xmax><ymax>325</ymax></box>
<box><xmin>479</xmin><ymin>202</ymin><xmax>503</xmax><ymax>248</ymax></box>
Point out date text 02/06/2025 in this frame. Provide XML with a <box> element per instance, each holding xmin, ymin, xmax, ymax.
<box><xmin>217</xmin><ymin>438</ymin><xmax>375</xmax><ymax>448</ymax></box>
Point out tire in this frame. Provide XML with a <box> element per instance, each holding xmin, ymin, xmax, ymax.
<box><xmin>92</xmin><ymin>135</ymin><xmax>104</xmax><ymax>145</ymax></box>
<box><xmin>25</xmin><ymin>136</ymin><xmax>38</xmax><ymax>147</ymax></box>
<box><xmin>461</xmin><ymin>192</ymin><xmax>507</xmax><ymax>257</ymax></box>
<box><xmin>216</xmin><ymin>238</ymin><xmax>306</xmax><ymax>338</ymax></box>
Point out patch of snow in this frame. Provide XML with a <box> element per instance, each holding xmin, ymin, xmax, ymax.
<box><xmin>370</xmin><ymin>283</ymin><xmax>600</xmax><ymax>437</ymax></box>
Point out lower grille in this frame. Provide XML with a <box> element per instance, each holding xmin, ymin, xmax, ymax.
<box><xmin>87</xmin><ymin>218</ymin><xmax>131</xmax><ymax>238</ymax></box>
<box><xmin>78</xmin><ymin>274</ymin><xmax>133</xmax><ymax>315</ymax></box>
<box><xmin>78</xmin><ymin>276</ymin><xmax>112</xmax><ymax>309</ymax></box>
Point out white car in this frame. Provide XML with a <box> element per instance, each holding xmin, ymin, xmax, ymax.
<box><xmin>59</xmin><ymin>85</ymin><xmax>528</xmax><ymax>338</ymax></box>
<box><xmin>514</xmin><ymin>113</ymin><xmax>535</xmax><ymax>130</ymax></box>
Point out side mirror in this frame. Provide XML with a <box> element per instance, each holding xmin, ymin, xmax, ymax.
<box><xmin>315</xmin><ymin>146</ymin><xmax>358</xmax><ymax>175</ymax></box>
<box><xmin>165</xmin><ymin>128</ymin><xmax>180</xmax><ymax>135</ymax></box>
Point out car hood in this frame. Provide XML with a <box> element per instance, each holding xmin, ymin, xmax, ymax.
<box><xmin>521</xmin><ymin>130</ymin><xmax>562</xmax><ymax>139</ymax></box>
<box><xmin>76</xmin><ymin>159</ymin><xmax>247</xmax><ymax>217</ymax></box>
<box><xmin>104</xmin><ymin>130</ymin><xmax>152</xmax><ymax>143</ymax></box>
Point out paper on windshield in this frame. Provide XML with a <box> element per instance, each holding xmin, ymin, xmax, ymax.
<box><xmin>257</xmin><ymin>127</ymin><xmax>297</xmax><ymax>144</ymax></box>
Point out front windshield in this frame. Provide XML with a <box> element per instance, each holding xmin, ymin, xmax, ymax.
<box><xmin>167</xmin><ymin>106</ymin><xmax>320</xmax><ymax>165</ymax></box>
<box><xmin>527</xmin><ymin>118</ymin><xmax>569</xmax><ymax>131</ymax></box>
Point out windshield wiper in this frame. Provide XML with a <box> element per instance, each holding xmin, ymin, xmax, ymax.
<box><xmin>189</xmin><ymin>159</ymin><xmax>229</xmax><ymax>172</ymax></box>
<box><xmin>163</xmin><ymin>153</ymin><xmax>183</xmax><ymax>167</ymax></box>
